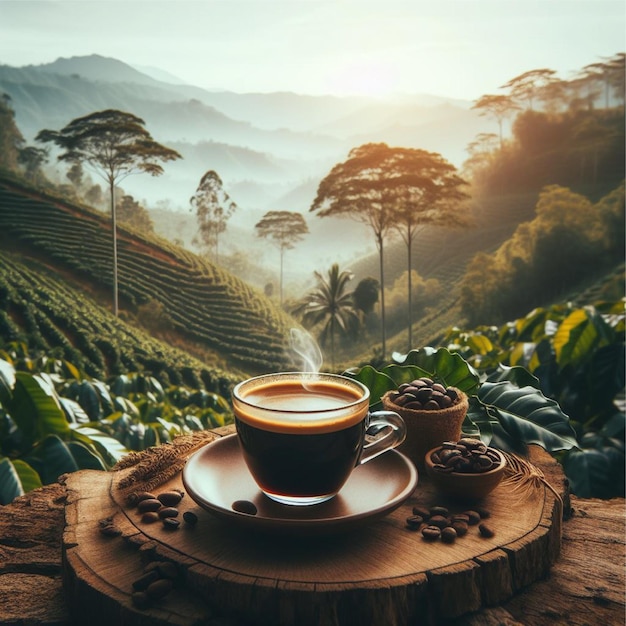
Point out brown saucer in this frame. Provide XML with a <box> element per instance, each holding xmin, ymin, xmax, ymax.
<box><xmin>182</xmin><ymin>434</ymin><xmax>418</xmax><ymax>534</ymax></box>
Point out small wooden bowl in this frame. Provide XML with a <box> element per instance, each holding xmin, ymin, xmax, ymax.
<box><xmin>424</xmin><ymin>445</ymin><xmax>507</xmax><ymax>502</ymax></box>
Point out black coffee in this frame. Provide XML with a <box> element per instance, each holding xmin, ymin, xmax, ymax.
<box><xmin>233</xmin><ymin>376</ymin><xmax>369</xmax><ymax>501</ymax></box>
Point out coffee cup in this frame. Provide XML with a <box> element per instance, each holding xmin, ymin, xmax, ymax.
<box><xmin>232</xmin><ymin>372</ymin><xmax>406</xmax><ymax>506</ymax></box>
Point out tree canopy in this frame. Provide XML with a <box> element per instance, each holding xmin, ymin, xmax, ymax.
<box><xmin>36</xmin><ymin>109</ymin><xmax>182</xmax><ymax>316</ymax></box>
<box><xmin>255</xmin><ymin>210</ymin><xmax>309</xmax><ymax>305</ymax></box>
<box><xmin>190</xmin><ymin>170</ymin><xmax>237</xmax><ymax>263</ymax></box>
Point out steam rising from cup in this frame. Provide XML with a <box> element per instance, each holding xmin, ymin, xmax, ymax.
<box><xmin>289</xmin><ymin>328</ymin><xmax>323</xmax><ymax>373</ymax></box>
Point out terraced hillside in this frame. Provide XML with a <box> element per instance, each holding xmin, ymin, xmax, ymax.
<box><xmin>0</xmin><ymin>174</ymin><xmax>300</xmax><ymax>377</ymax></box>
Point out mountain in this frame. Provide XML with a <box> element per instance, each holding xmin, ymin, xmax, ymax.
<box><xmin>0</xmin><ymin>54</ymin><xmax>493</xmax><ymax>282</ymax></box>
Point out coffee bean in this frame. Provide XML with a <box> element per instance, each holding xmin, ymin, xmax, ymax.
<box><xmin>162</xmin><ymin>518</ymin><xmax>180</xmax><ymax>530</ymax></box>
<box><xmin>452</xmin><ymin>520</ymin><xmax>469</xmax><ymax>536</ymax></box>
<box><xmin>429</xmin><ymin>506</ymin><xmax>449</xmax><ymax>517</ymax></box>
<box><xmin>422</xmin><ymin>525</ymin><xmax>441</xmax><ymax>541</ymax></box>
<box><xmin>428</xmin><ymin>515</ymin><xmax>449</xmax><ymax>529</ymax></box>
<box><xmin>146</xmin><ymin>578</ymin><xmax>173</xmax><ymax>599</ymax></box>
<box><xmin>389</xmin><ymin>378</ymin><xmax>462</xmax><ymax>411</ymax></box>
<box><xmin>132</xmin><ymin>570</ymin><xmax>159</xmax><ymax>591</ymax></box>
<box><xmin>429</xmin><ymin>441</ymin><xmax>503</xmax><ymax>474</ymax></box>
<box><xmin>132</xmin><ymin>591</ymin><xmax>150</xmax><ymax>610</ymax></box>
<box><xmin>137</xmin><ymin>498</ymin><xmax>162</xmax><ymax>513</ymax></box>
<box><xmin>99</xmin><ymin>524</ymin><xmax>121</xmax><ymax>537</ymax></box>
<box><xmin>465</xmin><ymin>510</ymin><xmax>481</xmax><ymax>525</ymax></box>
<box><xmin>158</xmin><ymin>507</ymin><xmax>179</xmax><ymax>519</ymax></box>
<box><xmin>158</xmin><ymin>491</ymin><xmax>183</xmax><ymax>507</ymax></box>
<box><xmin>406</xmin><ymin>515</ymin><xmax>424</xmax><ymax>529</ymax></box>
<box><xmin>476</xmin><ymin>507</ymin><xmax>491</xmax><ymax>519</ymax></box>
<box><xmin>479</xmin><ymin>523</ymin><xmax>495</xmax><ymax>538</ymax></box>
<box><xmin>141</xmin><ymin>511</ymin><xmax>160</xmax><ymax>524</ymax></box>
<box><xmin>412</xmin><ymin>506</ymin><xmax>431</xmax><ymax>519</ymax></box>
<box><xmin>441</xmin><ymin>527</ymin><xmax>457</xmax><ymax>544</ymax></box>
<box><xmin>157</xmin><ymin>562</ymin><xmax>178</xmax><ymax>580</ymax></box>
<box><xmin>135</xmin><ymin>492</ymin><xmax>157</xmax><ymax>504</ymax></box>
<box><xmin>183</xmin><ymin>511</ymin><xmax>198</xmax><ymax>526</ymax></box>
<box><xmin>232</xmin><ymin>500</ymin><xmax>257</xmax><ymax>515</ymax></box>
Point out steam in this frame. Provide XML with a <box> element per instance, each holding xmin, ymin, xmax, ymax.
<box><xmin>289</xmin><ymin>328</ymin><xmax>323</xmax><ymax>373</ymax></box>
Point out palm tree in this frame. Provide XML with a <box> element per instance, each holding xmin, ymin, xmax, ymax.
<box><xmin>292</xmin><ymin>264</ymin><xmax>360</xmax><ymax>371</ymax></box>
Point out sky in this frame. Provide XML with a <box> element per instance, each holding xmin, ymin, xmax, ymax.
<box><xmin>1</xmin><ymin>0</ymin><xmax>624</xmax><ymax>100</ymax></box>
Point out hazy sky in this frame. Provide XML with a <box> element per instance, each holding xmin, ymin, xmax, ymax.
<box><xmin>1</xmin><ymin>0</ymin><xmax>624</xmax><ymax>99</ymax></box>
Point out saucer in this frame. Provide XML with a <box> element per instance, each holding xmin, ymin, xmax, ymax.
<box><xmin>182</xmin><ymin>434</ymin><xmax>418</xmax><ymax>534</ymax></box>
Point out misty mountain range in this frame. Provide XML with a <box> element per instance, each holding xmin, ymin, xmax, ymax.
<box><xmin>0</xmin><ymin>54</ymin><xmax>490</xmax><ymax>207</ymax></box>
<box><xmin>0</xmin><ymin>54</ymin><xmax>492</xmax><ymax>284</ymax></box>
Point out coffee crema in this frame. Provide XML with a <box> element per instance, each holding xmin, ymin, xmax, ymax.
<box><xmin>233</xmin><ymin>378</ymin><xmax>367</xmax><ymax>434</ymax></box>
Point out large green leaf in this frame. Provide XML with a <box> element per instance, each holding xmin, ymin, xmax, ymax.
<box><xmin>474</xmin><ymin>381</ymin><xmax>578</xmax><ymax>452</ymax></box>
<box><xmin>72</xmin><ymin>425</ymin><xmax>128</xmax><ymax>466</ymax></box>
<box><xmin>67</xmin><ymin>441</ymin><xmax>107</xmax><ymax>471</ymax></box>
<box><xmin>8</xmin><ymin>372</ymin><xmax>70</xmax><ymax>449</ymax></box>
<box><xmin>554</xmin><ymin>306</ymin><xmax>614</xmax><ymax>369</ymax></box>
<box><xmin>24</xmin><ymin>435</ymin><xmax>79</xmax><ymax>484</ymax></box>
<box><xmin>0</xmin><ymin>456</ymin><xmax>42</xmax><ymax>504</ymax></box>
<box><xmin>343</xmin><ymin>365</ymin><xmax>397</xmax><ymax>410</ymax></box>
<box><xmin>563</xmin><ymin>447</ymin><xmax>625</xmax><ymax>499</ymax></box>
<box><xmin>388</xmin><ymin>347</ymin><xmax>481</xmax><ymax>394</ymax></box>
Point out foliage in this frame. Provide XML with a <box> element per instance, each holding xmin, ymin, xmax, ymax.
<box><xmin>0</xmin><ymin>350</ymin><xmax>233</xmax><ymax>504</ymax></box>
<box><xmin>116</xmin><ymin>194</ymin><xmax>155</xmax><ymax>233</ymax></box>
<box><xmin>190</xmin><ymin>170</ymin><xmax>237</xmax><ymax>262</ymax></box>
<box><xmin>311</xmin><ymin>142</ymin><xmax>470</xmax><ymax>358</ymax></box>
<box><xmin>292</xmin><ymin>264</ymin><xmax>360</xmax><ymax>370</ymax></box>
<box><xmin>36</xmin><ymin>109</ymin><xmax>182</xmax><ymax>316</ymax></box>
<box><xmin>459</xmin><ymin>184</ymin><xmax>625</xmax><ymax>326</ymax></box>
<box><xmin>437</xmin><ymin>300</ymin><xmax>625</xmax><ymax>498</ymax></box>
<box><xmin>255</xmin><ymin>210</ymin><xmax>309</xmax><ymax>304</ymax></box>
<box><xmin>0</xmin><ymin>175</ymin><xmax>300</xmax><ymax>375</ymax></box>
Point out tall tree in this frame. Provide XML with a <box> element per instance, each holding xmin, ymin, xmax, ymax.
<box><xmin>36</xmin><ymin>109</ymin><xmax>181</xmax><ymax>316</ymax></box>
<box><xmin>292</xmin><ymin>264</ymin><xmax>359</xmax><ymax>371</ymax></box>
<box><xmin>254</xmin><ymin>210</ymin><xmax>309</xmax><ymax>305</ymax></box>
<box><xmin>389</xmin><ymin>149</ymin><xmax>470</xmax><ymax>349</ymax></box>
<box><xmin>500</xmin><ymin>68</ymin><xmax>557</xmax><ymax>110</ymax></box>
<box><xmin>471</xmin><ymin>94</ymin><xmax>520</xmax><ymax>149</ymax></box>
<box><xmin>0</xmin><ymin>93</ymin><xmax>25</xmax><ymax>172</ymax></box>
<box><xmin>189</xmin><ymin>170</ymin><xmax>237</xmax><ymax>263</ymax></box>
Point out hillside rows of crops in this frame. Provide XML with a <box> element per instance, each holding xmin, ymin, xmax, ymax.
<box><xmin>0</xmin><ymin>250</ymin><xmax>241</xmax><ymax>394</ymax></box>
<box><xmin>0</xmin><ymin>175</ymin><xmax>299</xmax><ymax>375</ymax></box>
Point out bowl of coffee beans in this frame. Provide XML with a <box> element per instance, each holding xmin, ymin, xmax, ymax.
<box><xmin>424</xmin><ymin>439</ymin><xmax>507</xmax><ymax>502</ymax></box>
<box><xmin>382</xmin><ymin>377</ymin><xmax>468</xmax><ymax>469</ymax></box>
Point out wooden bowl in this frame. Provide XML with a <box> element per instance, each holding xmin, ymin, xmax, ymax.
<box><xmin>424</xmin><ymin>445</ymin><xmax>507</xmax><ymax>502</ymax></box>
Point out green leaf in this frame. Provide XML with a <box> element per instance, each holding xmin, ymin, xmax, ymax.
<box><xmin>389</xmin><ymin>348</ymin><xmax>481</xmax><ymax>394</ymax></box>
<box><xmin>9</xmin><ymin>372</ymin><xmax>70</xmax><ymax>449</ymax></box>
<box><xmin>554</xmin><ymin>306</ymin><xmax>613</xmax><ymax>368</ymax></box>
<box><xmin>563</xmin><ymin>447</ymin><xmax>625</xmax><ymax>499</ymax></box>
<box><xmin>343</xmin><ymin>365</ymin><xmax>397</xmax><ymax>409</ymax></box>
<box><xmin>67</xmin><ymin>441</ymin><xmax>107</xmax><ymax>471</ymax></box>
<box><xmin>0</xmin><ymin>456</ymin><xmax>42</xmax><ymax>504</ymax></box>
<box><xmin>24</xmin><ymin>435</ymin><xmax>79</xmax><ymax>484</ymax></box>
<box><xmin>476</xmin><ymin>381</ymin><xmax>578</xmax><ymax>452</ymax></box>
<box><xmin>72</xmin><ymin>425</ymin><xmax>128</xmax><ymax>466</ymax></box>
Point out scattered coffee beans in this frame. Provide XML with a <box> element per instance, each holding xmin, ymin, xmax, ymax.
<box><xmin>388</xmin><ymin>377</ymin><xmax>461</xmax><ymax>411</ymax></box>
<box><xmin>131</xmin><ymin>560</ymin><xmax>179</xmax><ymax>610</ymax></box>
<box><xmin>232</xmin><ymin>500</ymin><xmax>258</xmax><ymax>515</ymax></box>
<box><xmin>405</xmin><ymin>503</ymin><xmax>493</xmax><ymax>544</ymax></box>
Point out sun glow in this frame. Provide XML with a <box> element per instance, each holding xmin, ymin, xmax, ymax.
<box><xmin>327</xmin><ymin>60</ymin><xmax>399</xmax><ymax>98</ymax></box>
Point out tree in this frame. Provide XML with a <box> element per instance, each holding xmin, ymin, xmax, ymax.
<box><xmin>389</xmin><ymin>149</ymin><xmax>470</xmax><ymax>349</ymax></box>
<box><xmin>36</xmin><ymin>109</ymin><xmax>182</xmax><ymax>316</ymax></box>
<box><xmin>500</xmin><ymin>68</ymin><xmax>557</xmax><ymax>111</ymax></box>
<box><xmin>17</xmin><ymin>145</ymin><xmax>48</xmax><ymax>182</ymax></box>
<box><xmin>0</xmin><ymin>93</ymin><xmax>25</xmax><ymax>172</ymax></box>
<box><xmin>117</xmin><ymin>194</ymin><xmax>154</xmax><ymax>233</ymax></box>
<box><xmin>254</xmin><ymin>210</ymin><xmax>309</xmax><ymax>305</ymax></box>
<box><xmin>292</xmin><ymin>264</ymin><xmax>359</xmax><ymax>370</ymax></box>
<box><xmin>352</xmin><ymin>277</ymin><xmax>379</xmax><ymax>315</ymax></box>
<box><xmin>472</xmin><ymin>94</ymin><xmax>520</xmax><ymax>149</ymax></box>
<box><xmin>311</xmin><ymin>143</ymin><xmax>469</xmax><ymax>357</ymax></box>
<box><xmin>189</xmin><ymin>170</ymin><xmax>237</xmax><ymax>263</ymax></box>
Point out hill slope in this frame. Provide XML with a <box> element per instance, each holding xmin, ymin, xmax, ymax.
<box><xmin>0</xmin><ymin>173</ymin><xmax>301</xmax><ymax>379</ymax></box>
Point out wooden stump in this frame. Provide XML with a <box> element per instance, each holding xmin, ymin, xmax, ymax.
<box><xmin>62</xmin><ymin>433</ymin><xmax>564</xmax><ymax>626</ymax></box>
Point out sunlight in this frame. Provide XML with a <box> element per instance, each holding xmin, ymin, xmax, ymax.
<box><xmin>327</xmin><ymin>60</ymin><xmax>398</xmax><ymax>97</ymax></box>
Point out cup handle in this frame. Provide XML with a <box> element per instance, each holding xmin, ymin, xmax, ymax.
<box><xmin>358</xmin><ymin>411</ymin><xmax>406</xmax><ymax>465</ymax></box>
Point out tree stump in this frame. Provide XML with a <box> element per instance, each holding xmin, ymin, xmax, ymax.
<box><xmin>62</xmin><ymin>432</ymin><xmax>565</xmax><ymax>626</ymax></box>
